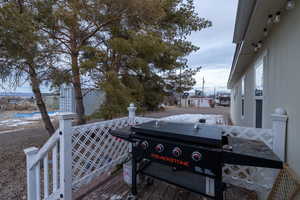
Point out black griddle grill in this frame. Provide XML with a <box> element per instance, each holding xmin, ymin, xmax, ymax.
<box><xmin>111</xmin><ymin>121</ymin><xmax>283</xmax><ymax>200</ymax></box>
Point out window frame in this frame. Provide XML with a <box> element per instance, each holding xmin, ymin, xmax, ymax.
<box><xmin>255</xmin><ymin>63</ymin><xmax>264</xmax><ymax>97</ymax></box>
<box><xmin>241</xmin><ymin>76</ymin><xmax>245</xmax><ymax>119</ymax></box>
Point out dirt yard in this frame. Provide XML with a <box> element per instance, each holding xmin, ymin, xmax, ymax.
<box><xmin>0</xmin><ymin>106</ymin><xmax>229</xmax><ymax>199</ymax></box>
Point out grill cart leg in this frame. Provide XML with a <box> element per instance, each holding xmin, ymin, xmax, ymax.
<box><xmin>131</xmin><ymin>157</ymin><xmax>137</xmax><ymax>196</ymax></box>
<box><xmin>214</xmin><ymin>168</ymin><xmax>224</xmax><ymax>200</ymax></box>
<box><xmin>214</xmin><ymin>180</ymin><xmax>224</xmax><ymax>200</ymax></box>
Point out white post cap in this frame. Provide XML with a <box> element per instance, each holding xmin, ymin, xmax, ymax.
<box><xmin>274</xmin><ymin>107</ymin><xmax>287</xmax><ymax>115</ymax></box>
<box><xmin>24</xmin><ymin>147</ymin><xmax>39</xmax><ymax>155</ymax></box>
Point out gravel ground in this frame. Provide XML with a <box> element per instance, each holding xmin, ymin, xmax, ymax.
<box><xmin>0</xmin><ymin>126</ymin><xmax>50</xmax><ymax>199</ymax></box>
<box><xmin>0</xmin><ymin>106</ymin><xmax>229</xmax><ymax>199</ymax></box>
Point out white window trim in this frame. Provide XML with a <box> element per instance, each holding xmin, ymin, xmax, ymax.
<box><xmin>252</xmin><ymin>50</ymin><xmax>268</xmax><ymax>128</ymax></box>
<box><xmin>241</xmin><ymin>76</ymin><xmax>245</xmax><ymax>119</ymax></box>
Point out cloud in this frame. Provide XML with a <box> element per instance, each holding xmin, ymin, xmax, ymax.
<box><xmin>187</xmin><ymin>0</ymin><xmax>238</xmax><ymax>91</ymax></box>
<box><xmin>194</xmin><ymin>68</ymin><xmax>230</xmax><ymax>91</ymax></box>
<box><xmin>188</xmin><ymin>43</ymin><xmax>235</xmax><ymax>69</ymax></box>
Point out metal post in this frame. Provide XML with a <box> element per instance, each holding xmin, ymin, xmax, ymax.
<box><xmin>131</xmin><ymin>157</ymin><xmax>137</xmax><ymax>196</ymax></box>
<box><xmin>214</xmin><ymin>168</ymin><xmax>224</xmax><ymax>200</ymax></box>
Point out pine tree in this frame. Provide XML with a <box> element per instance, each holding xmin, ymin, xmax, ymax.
<box><xmin>0</xmin><ymin>1</ymin><xmax>56</xmax><ymax>135</ymax></box>
<box><xmin>32</xmin><ymin>0</ymin><xmax>165</xmax><ymax>123</ymax></box>
<box><xmin>82</xmin><ymin>0</ymin><xmax>211</xmax><ymax>116</ymax></box>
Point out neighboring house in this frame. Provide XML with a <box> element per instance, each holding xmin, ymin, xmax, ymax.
<box><xmin>228</xmin><ymin>0</ymin><xmax>300</xmax><ymax>176</ymax></box>
<box><xmin>59</xmin><ymin>85</ymin><xmax>105</xmax><ymax>115</ymax></box>
<box><xmin>181</xmin><ymin>96</ymin><xmax>210</xmax><ymax>108</ymax></box>
<box><xmin>43</xmin><ymin>93</ymin><xmax>60</xmax><ymax>110</ymax></box>
<box><xmin>215</xmin><ymin>92</ymin><xmax>231</xmax><ymax>107</ymax></box>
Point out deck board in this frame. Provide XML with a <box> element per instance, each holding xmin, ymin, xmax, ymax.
<box><xmin>79</xmin><ymin>170</ymin><xmax>257</xmax><ymax>200</ymax></box>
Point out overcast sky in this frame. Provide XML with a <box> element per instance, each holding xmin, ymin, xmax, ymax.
<box><xmin>0</xmin><ymin>0</ymin><xmax>238</xmax><ymax>94</ymax></box>
<box><xmin>189</xmin><ymin>0</ymin><xmax>238</xmax><ymax>93</ymax></box>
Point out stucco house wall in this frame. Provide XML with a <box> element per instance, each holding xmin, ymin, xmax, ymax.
<box><xmin>230</xmin><ymin>4</ymin><xmax>300</xmax><ymax>175</ymax></box>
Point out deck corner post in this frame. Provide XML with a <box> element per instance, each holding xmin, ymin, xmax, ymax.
<box><xmin>59</xmin><ymin>113</ymin><xmax>76</xmax><ymax>200</ymax></box>
<box><xmin>128</xmin><ymin>103</ymin><xmax>137</xmax><ymax>125</ymax></box>
<box><xmin>271</xmin><ymin>108</ymin><xmax>288</xmax><ymax>161</ymax></box>
<box><xmin>24</xmin><ymin>147</ymin><xmax>39</xmax><ymax>200</ymax></box>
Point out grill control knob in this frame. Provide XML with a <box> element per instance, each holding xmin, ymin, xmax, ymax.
<box><xmin>172</xmin><ymin>147</ymin><xmax>182</xmax><ymax>157</ymax></box>
<box><xmin>140</xmin><ymin>141</ymin><xmax>149</xmax><ymax>150</ymax></box>
<box><xmin>192</xmin><ymin>151</ymin><xmax>202</xmax><ymax>162</ymax></box>
<box><xmin>155</xmin><ymin>144</ymin><xmax>164</xmax><ymax>153</ymax></box>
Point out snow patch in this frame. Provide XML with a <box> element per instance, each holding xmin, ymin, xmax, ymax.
<box><xmin>0</xmin><ymin>119</ymin><xmax>33</xmax><ymax>127</ymax></box>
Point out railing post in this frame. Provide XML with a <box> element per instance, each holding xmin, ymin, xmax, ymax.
<box><xmin>128</xmin><ymin>103</ymin><xmax>136</xmax><ymax>125</ymax></box>
<box><xmin>24</xmin><ymin>147</ymin><xmax>39</xmax><ymax>200</ymax></box>
<box><xmin>59</xmin><ymin>113</ymin><xmax>76</xmax><ymax>200</ymax></box>
<box><xmin>271</xmin><ymin>108</ymin><xmax>288</xmax><ymax>161</ymax></box>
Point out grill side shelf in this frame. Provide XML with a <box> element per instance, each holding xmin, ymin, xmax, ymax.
<box><xmin>223</xmin><ymin>137</ymin><xmax>283</xmax><ymax>169</ymax></box>
<box><xmin>222</xmin><ymin>151</ymin><xmax>282</xmax><ymax>169</ymax></box>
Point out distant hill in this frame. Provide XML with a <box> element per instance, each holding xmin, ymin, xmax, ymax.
<box><xmin>0</xmin><ymin>92</ymin><xmax>55</xmax><ymax>97</ymax></box>
<box><xmin>0</xmin><ymin>92</ymin><xmax>34</xmax><ymax>98</ymax></box>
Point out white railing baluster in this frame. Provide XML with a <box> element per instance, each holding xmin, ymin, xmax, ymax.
<box><xmin>35</xmin><ymin>161</ymin><xmax>41</xmax><ymax>200</ymax></box>
<box><xmin>24</xmin><ymin>147</ymin><xmax>39</xmax><ymax>200</ymax></box>
<box><xmin>43</xmin><ymin>155</ymin><xmax>49</xmax><ymax>198</ymax></box>
<box><xmin>52</xmin><ymin>143</ymin><xmax>58</xmax><ymax>192</ymax></box>
<box><xmin>59</xmin><ymin>114</ymin><xmax>75</xmax><ymax>200</ymax></box>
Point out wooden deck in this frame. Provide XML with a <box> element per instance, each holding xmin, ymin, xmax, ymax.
<box><xmin>77</xmin><ymin>170</ymin><xmax>257</xmax><ymax>200</ymax></box>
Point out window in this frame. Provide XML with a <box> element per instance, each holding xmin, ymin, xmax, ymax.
<box><xmin>254</xmin><ymin>61</ymin><xmax>264</xmax><ymax>128</ymax></box>
<box><xmin>241</xmin><ymin>77</ymin><xmax>245</xmax><ymax>97</ymax></box>
<box><xmin>241</xmin><ymin>77</ymin><xmax>245</xmax><ymax>118</ymax></box>
<box><xmin>255</xmin><ymin>64</ymin><xmax>263</xmax><ymax>96</ymax></box>
<box><xmin>242</xmin><ymin>99</ymin><xmax>245</xmax><ymax>117</ymax></box>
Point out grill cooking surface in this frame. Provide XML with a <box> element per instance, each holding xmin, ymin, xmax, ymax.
<box><xmin>132</xmin><ymin>121</ymin><xmax>223</xmax><ymax>148</ymax></box>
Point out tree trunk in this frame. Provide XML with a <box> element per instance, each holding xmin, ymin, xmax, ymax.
<box><xmin>71</xmin><ymin>53</ymin><xmax>86</xmax><ymax>124</ymax></box>
<box><xmin>28</xmin><ymin>65</ymin><xmax>55</xmax><ymax>135</ymax></box>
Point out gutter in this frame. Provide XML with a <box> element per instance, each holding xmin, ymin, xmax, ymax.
<box><xmin>227</xmin><ymin>41</ymin><xmax>244</xmax><ymax>88</ymax></box>
<box><xmin>227</xmin><ymin>0</ymin><xmax>258</xmax><ymax>88</ymax></box>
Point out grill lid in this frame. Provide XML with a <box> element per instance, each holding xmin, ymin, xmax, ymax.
<box><xmin>131</xmin><ymin>121</ymin><xmax>223</xmax><ymax>148</ymax></box>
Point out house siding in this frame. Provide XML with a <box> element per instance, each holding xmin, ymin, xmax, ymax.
<box><xmin>231</xmin><ymin>5</ymin><xmax>300</xmax><ymax>175</ymax></box>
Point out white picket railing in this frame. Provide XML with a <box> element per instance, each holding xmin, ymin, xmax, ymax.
<box><xmin>24</xmin><ymin>104</ymin><xmax>287</xmax><ymax>200</ymax></box>
<box><xmin>24</xmin><ymin>129</ymin><xmax>61</xmax><ymax>200</ymax></box>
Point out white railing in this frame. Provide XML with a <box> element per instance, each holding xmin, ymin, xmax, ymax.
<box><xmin>24</xmin><ymin>131</ymin><xmax>61</xmax><ymax>200</ymax></box>
<box><xmin>24</xmin><ymin>104</ymin><xmax>153</xmax><ymax>200</ymax></box>
<box><xmin>24</xmin><ymin>113</ymin><xmax>76</xmax><ymax>200</ymax></box>
<box><xmin>24</xmin><ymin>105</ymin><xmax>288</xmax><ymax>200</ymax></box>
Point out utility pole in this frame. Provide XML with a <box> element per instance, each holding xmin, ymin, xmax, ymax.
<box><xmin>202</xmin><ymin>77</ymin><xmax>205</xmax><ymax>97</ymax></box>
<box><xmin>179</xmin><ymin>67</ymin><xmax>182</xmax><ymax>108</ymax></box>
<box><xmin>214</xmin><ymin>87</ymin><xmax>216</xmax><ymax>99</ymax></box>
